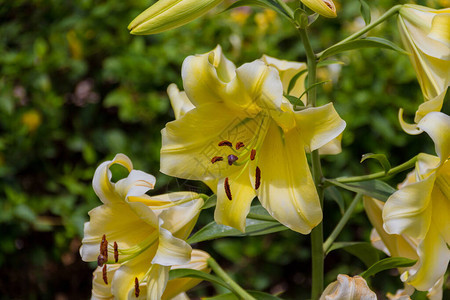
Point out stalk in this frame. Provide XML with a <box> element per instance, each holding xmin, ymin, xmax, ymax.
<box><xmin>207</xmin><ymin>257</ymin><xmax>256</xmax><ymax>300</ymax></box>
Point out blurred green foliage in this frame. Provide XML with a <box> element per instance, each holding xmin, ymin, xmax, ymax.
<box><xmin>0</xmin><ymin>0</ymin><xmax>448</xmax><ymax>298</ymax></box>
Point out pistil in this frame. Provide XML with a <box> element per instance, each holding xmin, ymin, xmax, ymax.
<box><xmin>227</xmin><ymin>155</ymin><xmax>239</xmax><ymax>165</ymax></box>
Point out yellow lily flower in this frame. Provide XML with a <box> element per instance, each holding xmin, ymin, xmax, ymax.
<box><xmin>397</xmin><ymin>4</ymin><xmax>450</xmax><ymax>132</ymax></box>
<box><xmin>300</xmin><ymin>0</ymin><xmax>337</xmax><ymax>18</ymax></box>
<box><xmin>128</xmin><ymin>0</ymin><xmax>223</xmax><ymax>35</ymax></box>
<box><xmin>80</xmin><ymin>154</ymin><xmax>204</xmax><ymax>299</ymax></box>
<box><xmin>319</xmin><ymin>274</ymin><xmax>377</xmax><ymax>300</ymax></box>
<box><xmin>161</xmin><ymin>46</ymin><xmax>346</xmax><ymax>234</ymax></box>
<box><xmin>91</xmin><ymin>249</ymin><xmax>211</xmax><ymax>300</ymax></box>
<box><xmin>381</xmin><ymin>111</ymin><xmax>450</xmax><ymax>291</ymax></box>
<box><xmin>364</xmin><ymin>196</ymin><xmax>445</xmax><ymax>299</ymax></box>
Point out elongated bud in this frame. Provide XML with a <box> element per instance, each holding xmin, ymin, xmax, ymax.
<box><xmin>300</xmin><ymin>0</ymin><xmax>337</xmax><ymax>18</ymax></box>
<box><xmin>128</xmin><ymin>0</ymin><xmax>224</xmax><ymax>35</ymax></box>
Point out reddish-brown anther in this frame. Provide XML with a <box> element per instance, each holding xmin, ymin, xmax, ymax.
<box><xmin>135</xmin><ymin>277</ymin><xmax>140</xmax><ymax>297</ymax></box>
<box><xmin>102</xmin><ymin>265</ymin><xmax>108</xmax><ymax>285</ymax></box>
<box><xmin>114</xmin><ymin>241</ymin><xmax>119</xmax><ymax>263</ymax></box>
<box><xmin>235</xmin><ymin>141</ymin><xmax>245</xmax><ymax>150</ymax></box>
<box><xmin>218</xmin><ymin>140</ymin><xmax>232</xmax><ymax>147</ymax></box>
<box><xmin>255</xmin><ymin>167</ymin><xmax>261</xmax><ymax>190</ymax></box>
<box><xmin>211</xmin><ymin>156</ymin><xmax>223</xmax><ymax>164</ymax></box>
<box><xmin>224</xmin><ymin>177</ymin><xmax>232</xmax><ymax>200</ymax></box>
<box><xmin>250</xmin><ymin>149</ymin><xmax>256</xmax><ymax>161</ymax></box>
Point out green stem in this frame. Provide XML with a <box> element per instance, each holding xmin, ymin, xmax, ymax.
<box><xmin>317</xmin><ymin>5</ymin><xmax>402</xmax><ymax>58</ymax></box>
<box><xmin>323</xmin><ymin>194</ymin><xmax>363</xmax><ymax>253</ymax></box>
<box><xmin>299</xmin><ymin>27</ymin><xmax>324</xmax><ymax>300</ymax></box>
<box><xmin>334</xmin><ymin>156</ymin><xmax>417</xmax><ymax>184</ymax></box>
<box><xmin>207</xmin><ymin>257</ymin><xmax>256</xmax><ymax>300</ymax></box>
<box><xmin>247</xmin><ymin>213</ymin><xmax>276</xmax><ymax>222</ymax></box>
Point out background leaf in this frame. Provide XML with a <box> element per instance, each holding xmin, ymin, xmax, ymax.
<box><xmin>327</xmin><ymin>242</ymin><xmax>381</xmax><ymax>268</ymax></box>
<box><xmin>359</xmin><ymin>0</ymin><xmax>371</xmax><ymax>25</ymax></box>
<box><xmin>360</xmin><ymin>257</ymin><xmax>417</xmax><ymax>279</ymax></box>
<box><xmin>327</xmin><ymin>179</ymin><xmax>396</xmax><ymax>201</ymax></box>
<box><xmin>169</xmin><ymin>269</ymin><xmax>230</xmax><ymax>290</ymax></box>
<box><xmin>360</xmin><ymin>153</ymin><xmax>391</xmax><ymax>174</ymax></box>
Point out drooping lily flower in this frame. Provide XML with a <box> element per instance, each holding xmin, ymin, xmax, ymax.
<box><xmin>128</xmin><ymin>0</ymin><xmax>224</xmax><ymax>35</ymax></box>
<box><xmin>161</xmin><ymin>46</ymin><xmax>346</xmax><ymax>233</ymax></box>
<box><xmin>397</xmin><ymin>4</ymin><xmax>450</xmax><ymax>133</ymax></box>
<box><xmin>319</xmin><ymin>274</ymin><xmax>377</xmax><ymax>300</ymax></box>
<box><xmin>300</xmin><ymin>0</ymin><xmax>337</xmax><ymax>18</ymax></box>
<box><xmin>381</xmin><ymin>112</ymin><xmax>450</xmax><ymax>291</ymax></box>
<box><xmin>80</xmin><ymin>154</ymin><xmax>204</xmax><ymax>299</ymax></box>
<box><xmin>364</xmin><ymin>196</ymin><xmax>445</xmax><ymax>300</ymax></box>
<box><xmin>91</xmin><ymin>249</ymin><xmax>211</xmax><ymax>300</ymax></box>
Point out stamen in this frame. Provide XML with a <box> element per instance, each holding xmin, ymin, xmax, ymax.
<box><xmin>102</xmin><ymin>265</ymin><xmax>108</xmax><ymax>285</ymax></box>
<box><xmin>250</xmin><ymin>149</ymin><xmax>256</xmax><ymax>161</ymax></box>
<box><xmin>218</xmin><ymin>140</ymin><xmax>233</xmax><ymax>147</ymax></box>
<box><xmin>211</xmin><ymin>156</ymin><xmax>223</xmax><ymax>164</ymax></box>
<box><xmin>235</xmin><ymin>142</ymin><xmax>245</xmax><ymax>150</ymax></box>
<box><xmin>255</xmin><ymin>167</ymin><xmax>261</xmax><ymax>190</ymax></box>
<box><xmin>97</xmin><ymin>254</ymin><xmax>107</xmax><ymax>267</ymax></box>
<box><xmin>97</xmin><ymin>234</ymin><xmax>109</xmax><ymax>266</ymax></box>
<box><xmin>323</xmin><ymin>0</ymin><xmax>334</xmax><ymax>9</ymax></box>
<box><xmin>227</xmin><ymin>154</ymin><xmax>238</xmax><ymax>165</ymax></box>
<box><xmin>114</xmin><ymin>242</ymin><xmax>119</xmax><ymax>263</ymax></box>
<box><xmin>224</xmin><ymin>177</ymin><xmax>232</xmax><ymax>200</ymax></box>
<box><xmin>135</xmin><ymin>277</ymin><xmax>140</xmax><ymax>297</ymax></box>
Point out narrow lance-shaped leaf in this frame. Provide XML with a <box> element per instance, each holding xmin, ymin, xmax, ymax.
<box><xmin>169</xmin><ymin>268</ymin><xmax>230</xmax><ymax>289</ymax></box>
<box><xmin>319</xmin><ymin>37</ymin><xmax>409</xmax><ymax>60</ymax></box>
<box><xmin>360</xmin><ymin>257</ymin><xmax>417</xmax><ymax>279</ymax></box>
<box><xmin>360</xmin><ymin>153</ymin><xmax>391</xmax><ymax>175</ymax></box>
<box><xmin>327</xmin><ymin>242</ymin><xmax>381</xmax><ymax>268</ymax></box>
<box><xmin>326</xmin><ymin>179</ymin><xmax>396</xmax><ymax>202</ymax></box>
<box><xmin>359</xmin><ymin>0</ymin><xmax>371</xmax><ymax>25</ymax></box>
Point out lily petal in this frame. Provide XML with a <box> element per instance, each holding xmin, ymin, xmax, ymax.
<box><xmin>214</xmin><ymin>171</ymin><xmax>256</xmax><ymax>232</ymax></box>
<box><xmin>429</xmin><ymin>13</ymin><xmax>450</xmax><ymax>47</ymax></box>
<box><xmin>167</xmin><ymin>83</ymin><xmax>195</xmax><ymax>119</ymax></box>
<box><xmin>182</xmin><ymin>46</ymin><xmax>236</xmax><ymax>107</ymax></box>
<box><xmin>255</xmin><ymin>122</ymin><xmax>322</xmax><ymax>234</ymax></box>
<box><xmin>383</xmin><ymin>174</ymin><xmax>434</xmax><ymax>239</ymax></box>
<box><xmin>145</xmin><ymin>264</ymin><xmax>171</xmax><ymax>300</ymax></box>
<box><xmin>417</xmin><ymin>111</ymin><xmax>450</xmax><ymax>162</ymax></box>
<box><xmin>294</xmin><ymin>103</ymin><xmax>346</xmax><ymax>152</ymax></box>
<box><xmin>161</xmin><ymin>102</ymin><xmax>262</xmax><ymax>180</ymax></box>
<box><xmin>152</xmin><ymin>225</ymin><xmax>192</xmax><ymax>267</ymax></box>
<box><xmin>92</xmin><ymin>264</ymin><xmax>120</xmax><ymax>299</ymax></box>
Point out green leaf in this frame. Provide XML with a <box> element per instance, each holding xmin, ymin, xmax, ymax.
<box><xmin>169</xmin><ymin>269</ymin><xmax>230</xmax><ymax>290</ymax></box>
<box><xmin>317</xmin><ymin>60</ymin><xmax>345</xmax><ymax>68</ymax></box>
<box><xmin>320</xmin><ymin>37</ymin><xmax>408</xmax><ymax>60</ymax></box>
<box><xmin>224</xmin><ymin>0</ymin><xmax>291</xmax><ymax>20</ymax></box>
<box><xmin>297</xmin><ymin>80</ymin><xmax>331</xmax><ymax>102</ymax></box>
<box><xmin>205</xmin><ymin>291</ymin><xmax>283</xmax><ymax>300</ymax></box>
<box><xmin>326</xmin><ymin>179</ymin><xmax>396</xmax><ymax>201</ymax></box>
<box><xmin>327</xmin><ymin>242</ymin><xmax>381</xmax><ymax>268</ymax></box>
<box><xmin>284</xmin><ymin>94</ymin><xmax>304</xmax><ymax>107</ymax></box>
<box><xmin>360</xmin><ymin>257</ymin><xmax>417</xmax><ymax>279</ymax></box>
<box><xmin>202</xmin><ymin>194</ymin><xmax>217</xmax><ymax>209</ymax></box>
<box><xmin>359</xmin><ymin>0</ymin><xmax>371</xmax><ymax>25</ymax></box>
<box><xmin>188</xmin><ymin>207</ymin><xmax>287</xmax><ymax>244</ymax></box>
<box><xmin>361</xmin><ymin>153</ymin><xmax>391</xmax><ymax>175</ymax></box>
<box><xmin>324</xmin><ymin>186</ymin><xmax>345</xmax><ymax>215</ymax></box>
<box><xmin>287</xmin><ymin>69</ymin><xmax>308</xmax><ymax>94</ymax></box>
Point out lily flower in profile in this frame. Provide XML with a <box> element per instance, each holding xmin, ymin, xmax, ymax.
<box><xmin>397</xmin><ymin>4</ymin><xmax>450</xmax><ymax>132</ymax></box>
<box><xmin>382</xmin><ymin>112</ymin><xmax>450</xmax><ymax>292</ymax></box>
<box><xmin>300</xmin><ymin>0</ymin><xmax>337</xmax><ymax>18</ymax></box>
<box><xmin>319</xmin><ymin>274</ymin><xmax>377</xmax><ymax>300</ymax></box>
<box><xmin>364</xmin><ymin>196</ymin><xmax>445</xmax><ymax>300</ymax></box>
<box><xmin>91</xmin><ymin>249</ymin><xmax>211</xmax><ymax>300</ymax></box>
<box><xmin>80</xmin><ymin>154</ymin><xmax>204</xmax><ymax>299</ymax></box>
<box><xmin>128</xmin><ymin>0</ymin><xmax>223</xmax><ymax>35</ymax></box>
<box><xmin>161</xmin><ymin>46</ymin><xmax>346</xmax><ymax>234</ymax></box>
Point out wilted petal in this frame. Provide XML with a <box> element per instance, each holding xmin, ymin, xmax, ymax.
<box><xmin>320</xmin><ymin>275</ymin><xmax>377</xmax><ymax>300</ymax></box>
<box><xmin>295</xmin><ymin>103</ymin><xmax>346</xmax><ymax>152</ymax></box>
<box><xmin>255</xmin><ymin>122</ymin><xmax>322</xmax><ymax>234</ymax></box>
<box><xmin>128</xmin><ymin>0</ymin><xmax>224</xmax><ymax>35</ymax></box>
<box><xmin>215</xmin><ymin>172</ymin><xmax>256</xmax><ymax>232</ymax></box>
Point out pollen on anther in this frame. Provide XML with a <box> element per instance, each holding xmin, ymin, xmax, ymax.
<box><xmin>114</xmin><ymin>242</ymin><xmax>119</xmax><ymax>263</ymax></box>
<box><xmin>255</xmin><ymin>167</ymin><xmax>261</xmax><ymax>190</ymax></box>
<box><xmin>135</xmin><ymin>277</ymin><xmax>140</xmax><ymax>297</ymax></box>
<box><xmin>102</xmin><ymin>265</ymin><xmax>108</xmax><ymax>285</ymax></box>
<box><xmin>224</xmin><ymin>177</ymin><xmax>232</xmax><ymax>200</ymax></box>
<box><xmin>211</xmin><ymin>156</ymin><xmax>223</xmax><ymax>164</ymax></box>
<box><xmin>235</xmin><ymin>142</ymin><xmax>245</xmax><ymax>150</ymax></box>
<box><xmin>218</xmin><ymin>140</ymin><xmax>233</xmax><ymax>147</ymax></box>
<box><xmin>250</xmin><ymin>149</ymin><xmax>256</xmax><ymax>161</ymax></box>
